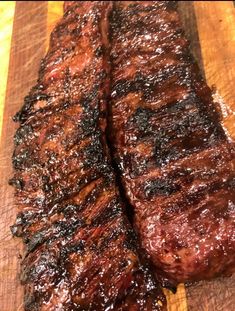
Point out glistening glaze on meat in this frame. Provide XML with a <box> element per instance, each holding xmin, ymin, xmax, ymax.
<box><xmin>10</xmin><ymin>2</ymin><xmax>166</xmax><ymax>310</ymax></box>
<box><xmin>109</xmin><ymin>1</ymin><xmax>235</xmax><ymax>287</ymax></box>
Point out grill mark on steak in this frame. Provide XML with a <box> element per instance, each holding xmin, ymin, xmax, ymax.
<box><xmin>111</xmin><ymin>64</ymin><xmax>193</xmax><ymax>100</ymax></box>
<box><xmin>11</xmin><ymin>2</ymin><xmax>166</xmax><ymax>310</ymax></box>
<box><xmin>109</xmin><ymin>1</ymin><xmax>235</xmax><ymax>286</ymax></box>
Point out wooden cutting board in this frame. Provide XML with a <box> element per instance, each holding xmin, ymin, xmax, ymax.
<box><xmin>0</xmin><ymin>1</ymin><xmax>235</xmax><ymax>310</ymax></box>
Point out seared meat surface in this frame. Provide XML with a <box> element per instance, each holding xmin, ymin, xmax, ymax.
<box><xmin>109</xmin><ymin>1</ymin><xmax>235</xmax><ymax>286</ymax></box>
<box><xmin>10</xmin><ymin>2</ymin><xmax>166</xmax><ymax>310</ymax></box>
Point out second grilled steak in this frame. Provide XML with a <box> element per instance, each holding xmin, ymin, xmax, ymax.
<box><xmin>10</xmin><ymin>2</ymin><xmax>166</xmax><ymax>310</ymax></box>
<box><xmin>109</xmin><ymin>1</ymin><xmax>235</xmax><ymax>287</ymax></box>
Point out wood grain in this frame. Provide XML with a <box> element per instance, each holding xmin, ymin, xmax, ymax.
<box><xmin>0</xmin><ymin>1</ymin><xmax>15</xmax><ymax>139</ymax></box>
<box><xmin>0</xmin><ymin>2</ymin><xmax>47</xmax><ymax>310</ymax></box>
<box><xmin>194</xmin><ymin>1</ymin><xmax>235</xmax><ymax>141</ymax></box>
<box><xmin>186</xmin><ymin>277</ymin><xmax>235</xmax><ymax>311</ymax></box>
<box><xmin>47</xmin><ymin>1</ymin><xmax>63</xmax><ymax>48</ymax></box>
<box><xmin>165</xmin><ymin>284</ymin><xmax>188</xmax><ymax>311</ymax></box>
<box><xmin>0</xmin><ymin>2</ymin><xmax>235</xmax><ymax>311</ymax></box>
<box><xmin>178</xmin><ymin>1</ymin><xmax>204</xmax><ymax>76</ymax></box>
<box><xmin>185</xmin><ymin>2</ymin><xmax>235</xmax><ymax>310</ymax></box>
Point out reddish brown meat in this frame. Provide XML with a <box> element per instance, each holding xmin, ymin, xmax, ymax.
<box><xmin>10</xmin><ymin>2</ymin><xmax>166</xmax><ymax>310</ymax></box>
<box><xmin>109</xmin><ymin>1</ymin><xmax>235</xmax><ymax>287</ymax></box>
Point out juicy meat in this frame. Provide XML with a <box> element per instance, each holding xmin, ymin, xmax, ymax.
<box><xmin>10</xmin><ymin>2</ymin><xmax>166</xmax><ymax>310</ymax></box>
<box><xmin>109</xmin><ymin>1</ymin><xmax>235</xmax><ymax>286</ymax></box>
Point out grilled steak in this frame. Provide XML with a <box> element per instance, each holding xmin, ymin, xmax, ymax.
<box><xmin>10</xmin><ymin>2</ymin><xmax>166</xmax><ymax>310</ymax></box>
<box><xmin>109</xmin><ymin>1</ymin><xmax>235</xmax><ymax>287</ymax></box>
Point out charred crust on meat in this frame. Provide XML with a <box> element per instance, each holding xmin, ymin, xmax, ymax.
<box><xmin>109</xmin><ymin>0</ymin><xmax>235</xmax><ymax>287</ymax></box>
<box><xmin>10</xmin><ymin>2</ymin><xmax>166</xmax><ymax>309</ymax></box>
<box><xmin>95</xmin><ymin>45</ymin><xmax>105</xmax><ymax>57</ymax></box>
<box><xmin>9</xmin><ymin>177</ymin><xmax>25</xmax><ymax>190</ymax></box>
<box><xmin>144</xmin><ymin>179</ymin><xmax>181</xmax><ymax>198</ymax></box>
<box><xmin>130</xmin><ymin>107</ymin><xmax>153</xmax><ymax>132</ymax></box>
<box><xmin>14</xmin><ymin>124</ymin><xmax>34</xmax><ymax>146</ymax></box>
<box><xmin>13</xmin><ymin>92</ymin><xmax>50</xmax><ymax>123</ymax></box>
<box><xmin>111</xmin><ymin>65</ymin><xmax>191</xmax><ymax>101</ymax></box>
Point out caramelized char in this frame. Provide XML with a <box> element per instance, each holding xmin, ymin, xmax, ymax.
<box><xmin>109</xmin><ymin>1</ymin><xmax>235</xmax><ymax>286</ymax></box>
<box><xmin>11</xmin><ymin>2</ymin><xmax>166</xmax><ymax>310</ymax></box>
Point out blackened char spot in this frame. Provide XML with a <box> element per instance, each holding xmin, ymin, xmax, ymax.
<box><xmin>13</xmin><ymin>92</ymin><xmax>50</xmax><ymax>123</ymax></box>
<box><xmin>26</xmin><ymin>216</ymin><xmax>86</xmax><ymax>254</ymax></box>
<box><xmin>111</xmin><ymin>1</ymin><xmax>178</xmax><ymax>36</ymax></box>
<box><xmin>153</xmin><ymin>95</ymin><xmax>226</xmax><ymax>167</ymax></box>
<box><xmin>128</xmin><ymin>0</ymin><xmax>177</xmax><ymax>12</ymax></box>
<box><xmin>42</xmin><ymin>175</ymin><xmax>52</xmax><ymax>193</ymax></box>
<box><xmin>60</xmin><ymin>240</ymin><xmax>85</xmax><ymax>259</ymax></box>
<box><xmin>111</xmin><ymin>65</ymin><xmax>190</xmax><ymax>100</ymax></box>
<box><xmin>80</xmin><ymin>85</ymin><xmax>99</xmax><ymax>108</ymax></box>
<box><xmin>10</xmin><ymin>224</ymin><xmax>23</xmax><ymax>237</ymax></box>
<box><xmin>144</xmin><ymin>178</ymin><xmax>181</xmax><ymax>198</ymax></box>
<box><xmin>9</xmin><ymin>177</ymin><xmax>25</xmax><ymax>190</ymax></box>
<box><xmin>123</xmin><ymin>228</ymin><xmax>138</xmax><ymax>253</ymax></box>
<box><xmin>12</xmin><ymin>148</ymin><xmax>32</xmax><ymax>170</ymax></box>
<box><xmin>14</xmin><ymin>124</ymin><xmax>33</xmax><ymax>146</ymax></box>
<box><xmin>24</xmin><ymin>292</ymin><xmax>39</xmax><ymax>311</ymax></box>
<box><xmin>154</xmin><ymin>144</ymin><xmax>179</xmax><ymax>167</ymax></box>
<box><xmin>95</xmin><ymin>45</ymin><xmax>105</xmax><ymax>57</ymax></box>
<box><xmin>81</xmin><ymin>108</ymin><xmax>99</xmax><ymax>136</ymax></box>
<box><xmin>130</xmin><ymin>107</ymin><xmax>153</xmax><ymax>132</ymax></box>
<box><xmin>228</xmin><ymin>177</ymin><xmax>235</xmax><ymax>190</ymax></box>
<box><xmin>60</xmin><ymin>203</ymin><xmax>84</xmax><ymax>217</ymax></box>
<box><xmin>83</xmin><ymin>136</ymin><xmax>104</xmax><ymax>167</ymax></box>
<box><xmin>21</xmin><ymin>250</ymin><xmax>60</xmax><ymax>284</ymax></box>
<box><xmin>15</xmin><ymin>211</ymin><xmax>37</xmax><ymax>229</ymax></box>
<box><xmin>26</xmin><ymin>230</ymin><xmax>47</xmax><ymax>253</ymax></box>
<box><xmin>52</xmin><ymin>218</ymin><xmax>85</xmax><ymax>238</ymax></box>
